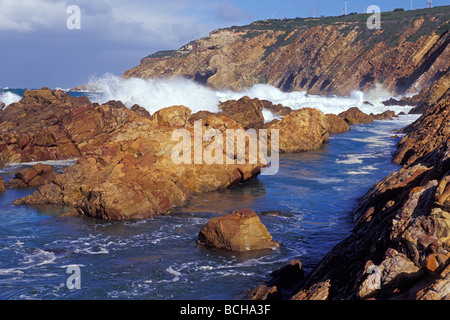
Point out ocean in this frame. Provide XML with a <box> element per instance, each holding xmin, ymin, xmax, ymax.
<box><xmin>0</xmin><ymin>80</ymin><xmax>419</xmax><ymax>299</ymax></box>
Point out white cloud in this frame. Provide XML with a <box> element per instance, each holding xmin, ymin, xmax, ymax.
<box><xmin>0</xmin><ymin>0</ymin><xmax>68</xmax><ymax>31</ymax></box>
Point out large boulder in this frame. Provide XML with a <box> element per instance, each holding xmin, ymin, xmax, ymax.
<box><xmin>338</xmin><ymin>107</ymin><xmax>373</xmax><ymax>125</ymax></box>
<box><xmin>219</xmin><ymin>96</ymin><xmax>265</xmax><ymax>129</ymax></box>
<box><xmin>198</xmin><ymin>209</ymin><xmax>279</xmax><ymax>252</ymax></box>
<box><xmin>269</xmin><ymin>108</ymin><xmax>329</xmax><ymax>153</ymax></box>
<box><xmin>325</xmin><ymin>113</ymin><xmax>351</xmax><ymax>134</ymax></box>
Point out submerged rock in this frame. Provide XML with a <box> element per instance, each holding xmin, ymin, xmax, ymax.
<box><xmin>198</xmin><ymin>209</ymin><xmax>279</xmax><ymax>252</ymax></box>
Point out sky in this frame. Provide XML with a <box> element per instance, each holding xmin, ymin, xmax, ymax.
<box><xmin>0</xmin><ymin>0</ymin><xmax>448</xmax><ymax>89</ymax></box>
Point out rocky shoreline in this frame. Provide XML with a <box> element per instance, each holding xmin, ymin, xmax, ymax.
<box><xmin>247</xmin><ymin>86</ymin><xmax>449</xmax><ymax>300</ymax></box>
<box><xmin>0</xmin><ymin>88</ymin><xmax>397</xmax><ymax>221</ymax></box>
<box><xmin>0</xmin><ymin>82</ymin><xmax>448</xmax><ymax>299</ymax></box>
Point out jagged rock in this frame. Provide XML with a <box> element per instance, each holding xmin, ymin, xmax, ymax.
<box><xmin>130</xmin><ymin>104</ymin><xmax>151</xmax><ymax>118</ymax></box>
<box><xmin>393</xmin><ymin>99</ymin><xmax>449</xmax><ymax>166</ymax></box>
<box><xmin>325</xmin><ymin>113</ymin><xmax>351</xmax><ymax>134</ymax></box>
<box><xmin>198</xmin><ymin>209</ymin><xmax>279</xmax><ymax>251</ymax></box>
<box><xmin>270</xmin><ymin>108</ymin><xmax>329</xmax><ymax>153</ymax></box>
<box><xmin>12</xmin><ymin>101</ymin><xmax>264</xmax><ymax>220</ymax></box>
<box><xmin>371</xmin><ymin>110</ymin><xmax>397</xmax><ymax>120</ymax></box>
<box><xmin>6</xmin><ymin>164</ymin><xmax>57</xmax><ymax>189</ymax></box>
<box><xmin>338</xmin><ymin>107</ymin><xmax>373</xmax><ymax>126</ymax></box>
<box><xmin>218</xmin><ymin>96</ymin><xmax>265</xmax><ymax>129</ymax></box>
<box><xmin>260</xmin><ymin>100</ymin><xmax>293</xmax><ymax>118</ymax></box>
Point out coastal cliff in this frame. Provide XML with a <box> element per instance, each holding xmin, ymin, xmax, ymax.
<box><xmin>123</xmin><ymin>6</ymin><xmax>449</xmax><ymax>97</ymax></box>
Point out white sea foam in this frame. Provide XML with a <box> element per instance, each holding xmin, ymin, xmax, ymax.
<box><xmin>86</xmin><ymin>74</ymin><xmax>414</xmax><ymax>121</ymax></box>
<box><xmin>0</xmin><ymin>91</ymin><xmax>21</xmax><ymax>108</ymax></box>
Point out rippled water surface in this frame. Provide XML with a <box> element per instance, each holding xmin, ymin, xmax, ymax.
<box><xmin>0</xmin><ymin>115</ymin><xmax>419</xmax><ymax>300</ymax></box>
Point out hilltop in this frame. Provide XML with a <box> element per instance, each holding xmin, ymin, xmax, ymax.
<box><xmin>123</xmin><ymin>6</ymin><xmax>449</xmax><ymax>97</ymax></box>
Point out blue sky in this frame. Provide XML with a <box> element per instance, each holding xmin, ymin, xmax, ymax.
<box><xmin>0</xmin><ymin>0</ymin><xmax>448</xmax><ymax>89</ymax></box>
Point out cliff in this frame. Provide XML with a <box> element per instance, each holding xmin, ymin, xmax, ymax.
<box><xmin>123</xmin><ymin>6</ymin><xmax>450</xmax><ymax>97</ymax></box>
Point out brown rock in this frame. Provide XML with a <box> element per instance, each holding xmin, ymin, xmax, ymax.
<box><xmin>219</xmin><ymin>96</ymin><xmax>265</xmax><ymax>129</ymax></box>
<box><xmin>270</xmin><ymin>108</ymin><xmax>329</xmax><ymax>153</ymax></box>
<box><xmin>0</xmin><ymin>177</ymin><xmax>6</xmax><ymax>193</ymax></box>
<box><xmin>13</xmin><ymin>107</ymin><xmax>264</xmax><ymax>220</ymax></box>
<box><xmin>393</xmin><ymin>99</ymin><xmax>449</xmax><ymax>166</ymax></box>
<box><xmin>338</xmin><ymin>107</ymin><xmax>373</xmax><ymax>125</ymax></box>
<box><xmin>260</xmin><ymin>100</ymin><xmax>293</xmax><ymax>118</ymax></box>
<box><xmin>6</xmin><ymin>164</ymin><xmax>57</xmax><ymax>189</ymax></box>
<box><xmin>198</xmin><ymin>209</ymin><xmax>279</xmax><ymax>251</ymax></box>
<box><xmin>370</xmin><ymin>110</ymin><xmax>397</xmax><ymax>120</ymax></box>
<box><xmin>325</xmin><ymin>113</ymin><xmax>351</xmax><ymax>134</ymax></box>
<box><xmin>150</xmin><ymin>105</ymin><xmax>192</xmax><ymax>128</ymax></box>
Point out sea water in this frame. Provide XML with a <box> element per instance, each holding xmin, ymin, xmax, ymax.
<box><xmin>0</xmin><ymin>81</ymin><xmax>419</xmax><ymax>300</ymax></box>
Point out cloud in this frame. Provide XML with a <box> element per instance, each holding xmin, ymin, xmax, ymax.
<box><xmin>0</xmin><ymin>0</ymin><xmax>68</xmax><ymax>31</ymax></box>
<box><xmin>214</xmin><ymin>1</ymin><xmax>252</xmax><ymax>22</ymax></box>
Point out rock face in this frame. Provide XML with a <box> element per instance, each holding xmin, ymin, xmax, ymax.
<box><xmin>338</xmin><ymin>107</ymin><xmax>373</xmax><ymax>126</ymax></box>
<box><xmin>270</xmin><ymin>108</ymin><xmax>329</xmax><ymax>153</ymax></box>
<box><xmin>6</xmin><ymin>164</ymin><xmax>57</xmax><ymax>189</ymax></box>
<box><xmin>218</xmin><ymin>96</ymin><xmax>265</xmax><ymax>129</ymax></box>
<box><xmin>123</xmin><ymin>7</ymin><xmax>449</xmax><ymax>97</ymax></box>
<box><xmin>393</xmin><ymin>99</ymin><xmax>449</xmax><ymax>166</ymax></box>
<box><xmin>0</xmin><ymin>88</ymin><xmax>141</xmax><ymax>167</ymax></box>
<box><xmin>325</xmin><ymin>114</ymin><xmax>351</xmax><ymax>134</ymax></box>
<box><xmin>253</xmin><ymin>98</ymin><xmax>450</xmax><ymax>300</ymax></box>
<box><xmin>6</xmin><ymin>90</ymin><xmax>265</xmax><ymax>220</ymax></box>
<box><xmin>198</xmin><ymin>209</ymin><xmax>280</xmax><ymax>251</ymax></box>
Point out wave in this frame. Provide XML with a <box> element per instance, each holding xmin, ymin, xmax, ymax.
<box><xmin>0</xmin><ymin>91</ymin><xmax>22</xmax><ymax>108</ymax></box>
<box><xmin>86</xmin><ymin>74</ymin><xmax>414</xmax><ymax>121</ymax></box>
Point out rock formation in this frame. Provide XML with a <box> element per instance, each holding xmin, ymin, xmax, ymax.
<box><xmin>338</xmin><ymin>107</ymin><xmax>374</xmax><ymax>126</ymax></box>
<box><xmin>269</xmin><ymin>108</ymin><xmax>329</xmax><ymax>153</ymax></box>
<box><xmin>123</xmin><ymin>7</ymin><xmax>449</xmax><ymax>98</ymax></box>
<box><xmin>4</xmin><ymin>89</ymin><xmax>264</xmax><ymax>220</ymax></box>
<box><xmin>249</xmin><ymin>98</ymin><xmax>450</xmax><ymax>300</ymax></box>
<box><xmin>198</xmin><ymin>209</ymin><xmax>280</xmax><ymax>251</ymax></box>
<box><xmin>6</xmin><ymin>164</ymin><xmax>57</xmax><ymax>189</ymax></box>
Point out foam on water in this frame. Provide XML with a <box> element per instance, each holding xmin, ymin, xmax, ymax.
<box><xmin>0</xmin><ymin>91</ymin><xmax>21</xmax><ymax>108</ymax></box>
<box><xmin>87</xmin><ymin>74</ymin><xmax>414</xmax><ymax>120</ymax></box>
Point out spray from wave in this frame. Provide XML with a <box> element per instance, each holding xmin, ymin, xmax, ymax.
<box><xmin>0</xmin><ymin>91</ymin><xmax>22</xmax><ymax>109</ymax></box>
<box><xmin>86</xmin><ymin>74</ymin><xmax>414</xmax><ymax>121</ymax></box>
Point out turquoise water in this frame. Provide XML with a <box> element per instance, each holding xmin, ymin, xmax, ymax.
<box><xmin>0</xmin><ymin>101</ymin><xmax>419</xmax><ymax>299</ymax></box>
